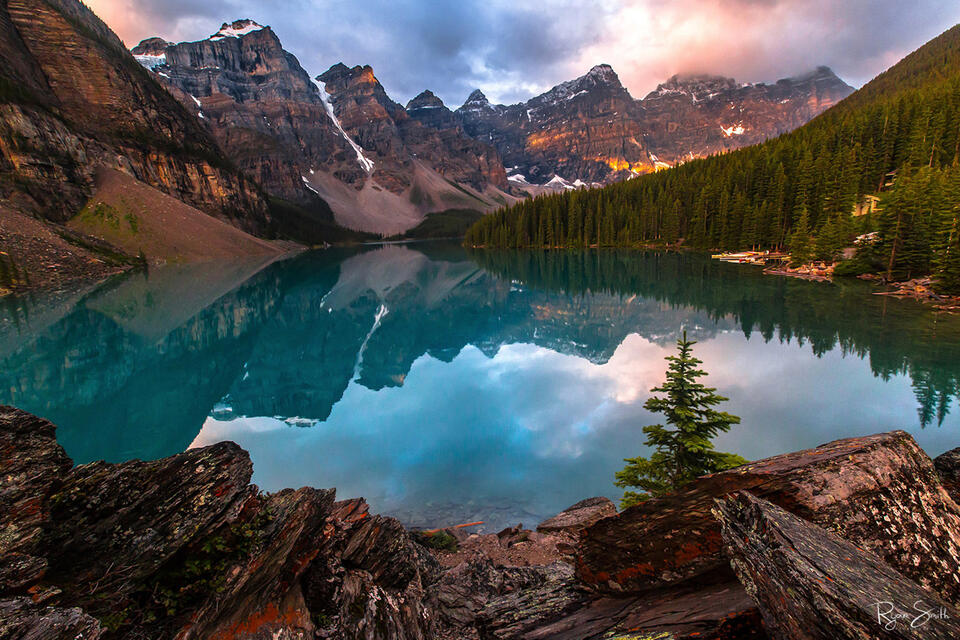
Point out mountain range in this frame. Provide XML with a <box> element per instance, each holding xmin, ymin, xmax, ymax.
<box><xmin>0</xmin><ymin>1</ymin><xmax>852</xmax><ymax>291</ymax></box>
<box><xmin>451</xmin><ymin>64</ymin><xmax>852</xmax><ymax>186</ymax></box>
<box><xmin>464</xmin><ymin>21</ymin><xmax>960</xmax><ymax>296</ymax></box>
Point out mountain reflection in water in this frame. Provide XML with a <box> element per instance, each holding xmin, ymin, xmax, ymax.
<box><xmin>3</xmin><ymin>244</ymin><xmax>960</xmax><ymax>530</ymax></box>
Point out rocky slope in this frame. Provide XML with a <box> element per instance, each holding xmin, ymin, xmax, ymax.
<box><xmin>0</xmin><ymin>0</ymin><xmax>268</xmax><ymax>231</ymax></box>
<box><xmin>0</xmin><ymin>0</ymin><xmax>297</xmax><ymax>291</ymax></box>
<box><xmin>6</xmin><ymin>407</ymin><xmax>960</xmax><ymax>639</ymax></box>
<box><xmin>454</xmin><ymin>64</ymin><xmax>853</xmax><ymax>186</ymax></box>
<box><xmin>133</xmin><ymin>23</ymin><xmax>515</xmax><ymax>235</ymax></box>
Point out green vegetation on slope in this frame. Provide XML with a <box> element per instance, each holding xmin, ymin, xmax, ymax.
<box><xmin>465</xmin><ymin>25</ymin><xmax>960</xmax><ymax>292</ymax></box>
<box><xmin>396</xmin><ymin>209</ymin><xmax>484</xmax><ymax>240</ymax></box>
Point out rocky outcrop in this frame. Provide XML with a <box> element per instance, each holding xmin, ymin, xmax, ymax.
<box><xmin>0</xmin><ymin>0</ymin><xmax>269</xmax><ymax>233</ymax></box>
<box><xmin>0</xmin><ymin>405</ymin><xmax>436</xmax><ymax>639</ymax></box>
<box><xmin>715</xmin><ymin>492</ymin><xmax>960</xmax><ymax>640</ymax></box>
<box><xmin>6</xmin><ymin>405</ymin><xmax>960</xmax><ymax>640</ymax></box>
<box><xmin>577</xmin><ymin>430</ymin><xmax>960</xmax><ymax>604</ymax></box>
<box><xmin>455</xmin><ymin>65</ymin><xmax>853</xmax><ymax>186</ymax></box>
<box><xmin>934</xmin><ymin>446</ymin><xmax>960</xmax><ymax>501</ymax></box>
<box><xmin>535</xmin><ymin>497</ymin><xmax>616</xmax><ymax>536</ymax></box>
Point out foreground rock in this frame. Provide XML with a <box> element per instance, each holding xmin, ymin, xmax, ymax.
<box><xmin>578</xmin><ymin>430</ymin><xmax>960</xmax><ymax>604</ymax></box>
<box><xmin>535</xmin><ymin>497</ymin><xmax>616</xmax><ymax>536</ymax></box>
<box><xmin>934</xmin><ymin>446</ymin><xmax>960</xmax><ymax>502</ymax></box>
<box><xmin>5</xmin><ymin>404</ymin><xmax>960</xmax><ymax>640</ymax></box>
<box><xmin>715</xmin><ymin>492</ymin><xmax>960</xmax><ymax>640</ymax></box>
<box><xmin>0</xmin><ymin>405</ymin><xmax>434</xmax><ymax>639</ymax></box>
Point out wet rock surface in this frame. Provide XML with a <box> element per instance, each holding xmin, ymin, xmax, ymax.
<box><xmin>4</xmin><ymin>406</ymin><xmax>960</xmax><ymax>640</ymax></box>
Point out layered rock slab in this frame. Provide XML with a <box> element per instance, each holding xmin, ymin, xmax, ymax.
<box><xmin>578</xmin><ymin>430</ymin><xmax>960</xmax><ymax>604</ymax></box>
<box><xmin>715</xmin><ymin>492</ymin><xmax>960</xmax><ymax>640</ymax></box>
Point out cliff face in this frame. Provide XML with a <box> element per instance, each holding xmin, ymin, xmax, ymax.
<box><xmin>638</xmin><ymin>66</ymin><xmax>854</xmax><ymax>166</ymax></box>
<box><xmin>316</xmin><ymin>62</ymin><xmax>509</xmax><ymax>194</ymax></box>
<box><xmin>455</xmin><ymin>65</ymin><xmax>854</xmax><ymax>186</ymax></box>
<box><xmin>132</xmin><ymin>20</ymin><xmax>352</xmax><ymax>206</ymax></box>
<box><xmin>0</xmin><ymin>0</ymin><xmax>268</xmax><ymax>233</ymax></box>
<box><xmin>456</xmin><ymin>65</ymin><xmax>648</xmax><ymax>185</ymax></box>
<box><xmin>133</xmin><ymin>24</ymin><xmax>512</xmax><ymax>234</ymax></box>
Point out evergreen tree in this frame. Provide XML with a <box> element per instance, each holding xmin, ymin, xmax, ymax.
<box><xmin>615</xmin><ymin>332</ymin><xmax>747</xmax><ymax>508</ymax></box>
<box><xmin>788</xmin><ymin>208</ymin><xmax>814</xmax><ymax>266</ymax></box>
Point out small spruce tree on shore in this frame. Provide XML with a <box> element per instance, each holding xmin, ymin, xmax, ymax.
<box><xmin>615</xmin><ymin>332</ymin><xmax>747</xmax><ymax>509</ymax></box>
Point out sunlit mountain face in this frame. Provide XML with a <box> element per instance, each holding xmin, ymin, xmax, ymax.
<box><xmin>4</xmin><ymin>244</ymin><xmax>960</xmax><ymax>530</ymax></box>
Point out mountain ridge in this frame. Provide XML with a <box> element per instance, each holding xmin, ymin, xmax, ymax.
<box><xmin>451</xmin><ymin>63</ymin><xmax>853</xmax><ymax>186</ymax></box>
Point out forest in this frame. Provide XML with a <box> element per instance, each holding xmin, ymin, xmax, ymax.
<box><xmin>465</xmin><ymin>25</ymin><xmax>960</xmax><ymax>293</ymax></box>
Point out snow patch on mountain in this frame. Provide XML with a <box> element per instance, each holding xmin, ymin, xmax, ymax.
<box><xmin>720</xmin><ymin>123</ymin><xmax>746</xmax><ymax>137</ymax></box>
<box><xmin>314</xmin><ymin>78</ymin><xmax>375</xmax><ymax>174</ymax></box>
<box><xmin>546</xmin><ymin>175</ymin><xmax>576</xmax><ymax>190</ymax></box>
<box><xmin>134</xmin><ymin>54</ymin><xmax>165</xmax><ymax>70</ymax></box>
<box><xmin>210</xmin><ymin>20</ymin><xmax>265</xmax><ymax>41</ymax></box>
<box><xmin>302</xmin><ymin>176</ymin><xmax>320</xmax><ymax>194</ymax></box>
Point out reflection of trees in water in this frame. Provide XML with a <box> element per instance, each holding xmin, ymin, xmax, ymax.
<box><xmin>2</xmin><ymin>244</ymin><xmax>957</xmax><ymax>467</ymax></box>
<box><xmin>470</xmin><ymin>249</ymin><xmax>960</xmax><ymax>428</ymax></box>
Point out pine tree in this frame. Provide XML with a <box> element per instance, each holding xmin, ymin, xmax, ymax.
<box><xmin>615</xmin><ymin>332</ymin><xmax>747</xmax><ymax>508</ymax></box>
<box><xmin>788</xmin><ymin>208</ymin><xmax>814</xmax><ymax>266</ymax></box>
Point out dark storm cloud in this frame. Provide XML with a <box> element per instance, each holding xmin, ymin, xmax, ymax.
<box><xmin>88</xmin><ymin>0</ymin><xmax>960</xmax><ymax>107</ymax></box>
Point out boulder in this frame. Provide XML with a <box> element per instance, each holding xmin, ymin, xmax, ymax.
<box><xmin>176</xmin><ymin>487</ymin><xmax>336</xmax><ymax>640</ymax></box>
<box><xmin>343</xmin><ymin>516</ymin><xmax>420</xmax><ymax>590</ymax></box>
<box><xmin>41</xmin><ymin>441</ymin><xmax>255</xmax><ymax>601</ymax></box>
<box><xmin>535</xmin><ymin>498</ymin><xmax>616</xmax><ymax>535</ymax></box>
<box><xmin>934</xmin><ymin>447</ymin><xmax>960</xmax><ymax>502</ymax></box>
<box><xmin>0</xmin><ymin>407</ymin><xmax>72</xmax><ymax>559</ymax></box>
<box><xmin>715</xmin><ymin>492</ymin><xmax>960</xmax><ymax>640</ymax></box>
<box><xmin>430</xmin><ymin>556</ymin><xmax>573</xmax><ymax>636</ymax></box>
<box><xmin>578</xmin><ymin>431</ymin><xmax>960</xmax><ymax>603</ymax></box>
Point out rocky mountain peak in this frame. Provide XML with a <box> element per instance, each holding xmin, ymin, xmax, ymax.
<box><xmin>406</xmin><ymin>90</ymin><xmax>459</xmax><ymax>130</ymax></box>
<box><xmin>459</xmin><ymin>89</ymin><xmax>493</xmax><ymax>112</ymax></box>
<box><xmin>785</xmin><ymin>65</ymin><xmax>841</xmax><ymax>83</ymax></box>
<box><xmin>780</xmin><ymin>66</ymin><xmax>853</xmax><ymax>95</ymax></box>
<box><xmin>586</xmin><ymin>63</ymin><xmax>619</xmax><ymax>84</ymax></box>
<box><xmin>318</xmin><ymin>63</ymin><xmax>380</xmax><ymax>89</ymax></box>
<box><xmin>209</xmin><ymin>19</ymin><xmax>266</xmax><ymax>41</ymax></box>
<box><xmin>406</xmin><ymin>89</ymin><xmax>445</xmax><ymax>111</ymax></box>
<box><xmin>131</xmin><ymin>37</ymin><xmax>171</xmax><ymax>56</ymax></box>
<box><xmin>535</xmin><ymin>63</ymin><xmax>628</xmax><ymax>105</ymax></box>
<box><xmin>646</xmin><ymin>73</ymin><xmax>741</xmax><ymax>101</ymax></box>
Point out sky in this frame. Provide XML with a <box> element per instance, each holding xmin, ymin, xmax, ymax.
<box><xmin>87</xmin><ymin>0</ymin><xmax>960</xmax><ymax>107</ymax></box>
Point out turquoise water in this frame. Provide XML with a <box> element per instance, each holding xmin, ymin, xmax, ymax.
<box><xmin>4</xmin><ymin>244</ymin><xmax>960</xmax><ymax>530</ymax></box>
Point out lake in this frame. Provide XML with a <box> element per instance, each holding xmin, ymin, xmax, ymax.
<box><xmin>4</xmin><ymin>244</ymin><xmax>960</xmax><ymax>531</ymax></box>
